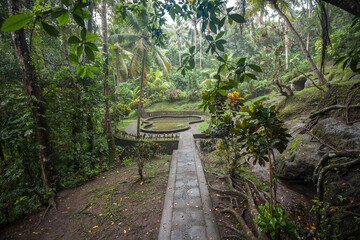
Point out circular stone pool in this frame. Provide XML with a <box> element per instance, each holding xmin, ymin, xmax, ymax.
<box><xmin>140</xmin><ymin>115</ymin><xmax>204</xmax><ymax>134</ymax></box>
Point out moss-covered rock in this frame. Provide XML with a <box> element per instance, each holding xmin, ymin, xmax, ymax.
<box><xmin>277</xmin><ymin>134</ymin><xmax>323</xmax><ymax>180</ymax></box>
<box><xmin>323</xmin><ymin>163</ymin><xmax>360</xmax><ymax>205</ymax></box>
<box><xmin>278</xmin><ymin>87</ymin><xmax>325</xmax><ymax>120</ymax></box>
<box><xmin>312</xmin><ymin>118</ymin><xmax>360</xmax><ymax>151</ymax></box>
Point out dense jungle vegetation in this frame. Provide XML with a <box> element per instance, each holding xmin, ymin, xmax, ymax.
<box><xmin>0</xmin><ymin>0</ymin><xmax>359</xmax><ymax>239</ymax></box>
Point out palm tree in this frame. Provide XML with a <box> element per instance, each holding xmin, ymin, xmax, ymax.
<box><xmin>110</xmin><ymin>10</ymin><xmax>172</xmax><ymax>138</ymax></box>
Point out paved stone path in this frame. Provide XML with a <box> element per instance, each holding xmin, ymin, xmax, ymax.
<box><xmin>158</xmin><ymin>131</ymin><xmax>220</xmax><ymax>240</ymax></box>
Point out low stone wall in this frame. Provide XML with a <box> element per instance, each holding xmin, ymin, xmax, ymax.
<box><xmin>145</xmin><ymin>110</ymin><xmax>207</xmax><ymax>117</ymax></box>
<box><xmin>114</xmin><ymin>136</ymin><xmax>179</xmax><ymax>155</ymax></box>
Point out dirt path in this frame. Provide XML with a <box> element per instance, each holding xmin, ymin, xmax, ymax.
<box><xmin>0</xmin><ymin>155</ymin><xmax>171</xmax><ymax>240</ymax></box>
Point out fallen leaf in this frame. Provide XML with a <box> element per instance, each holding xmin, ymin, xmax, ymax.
<box><xmin>93</xmin><ymin>226</ymin><xmax>98</xmax><ymax>229</ymax></box>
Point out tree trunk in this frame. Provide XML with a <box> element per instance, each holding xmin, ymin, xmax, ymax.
<box><xmin>7</xmin><ymin>0</ymin><xmax>58</xmax><ymax>192</ymax></box>
<box><xmin>0</xmin><ymin>141</ymin><xmax>5</xmax><ymax>163</ymax></box>
<box><xmin>193</xmin><ymin>14</ymin><xmax>197</xmax><ymax>68</ymax></box>
<box><xmin>199</xmin><ymin>30</ymin><xmax>202</xmax><ymax>69</ymax></box>
<box><xmin>101</xmin><ymin>1</ymin><xmax>118</xmax><ymax>162</ymax></box>
<box><xmin>115</xmin><ymin>49</ymin><xmax>121</xmax><ymax>100</ymax></box>
<box><xmin>284</xmin><ymin>25</ymin><xmax>289</xmax><ymax>70</ymax></box>
<box><xmin>59</xmin><ymin>2</ymin><xmax>68</xmax><ymax>62</ymax></box>
<box><xmin>87</xmin><ymin>1</ymin><xmax>95</xmax><ymax>33</ymax></box>
<box><xmin>271</xmin><ymin>1</ymin><xmax>331</xmax><ymax>88</ymax></box>
<box><xmin>306</xmin><ymin>0</ymin><xmax>312</xmax><ymax>52</ymax></box>
<box><xmin>136</xmin><ymin>50</ymin><xmax>147</xmax><ymax>138</ymax></box>
<box><xmin>177</xmin><ymin>34</ymin><xmax>182</xmax><ymax>67</ymax></box>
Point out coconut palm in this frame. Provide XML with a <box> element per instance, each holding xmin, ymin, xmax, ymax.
<box><xmin>109</xmin><ymin>10</ymin><xmax>172</xmax><ymax>138</ymax></box>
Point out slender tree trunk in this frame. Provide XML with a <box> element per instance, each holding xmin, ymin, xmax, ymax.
<box><xmin>271</xmin><ymin>1</ymin><xmax>331</xmax><ymax>88</ymax></box>
<box><xmin>177</xmin><ymin>34</ymin><xmax>182</xmax><ymax>67</ymax></box>
<box><xmin>115</xmin><ymin>49</ymin><xmax>121</xmax><ymax>100</ymax></box>
<box><xmin>306</xmin><ymin>0</ymin><xmax>312</xmax><ymax>52</ymax></box>
<box><xmin>87</xmin><ymin>1</ymin><xmax>95</xmax><ymax>33</ymax></box>
<box><xmin>59</xmin><ymin>2</ymin><xmax>68</xmax><ymax>62</ymax></box>
<box><xmin>101</xmin><ymin>1</ymin><xmax>118</xmax><ymax>162</ymax></box>
<box><xmin>8</xmin><ymin>0</ymin><xmax>58</xmax><ymax>192</ymax></box>
<box><xmin>193</xmin><ymin>14</ymin><xmax>197</xmax><ymax>68</ymax></box>
<box><xmin>86</xmin><ymin>0</ymin><xmax>95</xmax><ymax>153</ymax></box>
<box><xmin>284</xmin><ymin>25</ymin><xmax>289</xmax><ymax>70</ymax></box>
<box><xmin>0</xmin><ymin>141</ymin><xmax>5</xmax><ymax>163</ymax></box>
<box><xmin>199</xmin><ymin>31</ymin><xmax>202</xmax><ymax>69</ymax></box>
<box><xmin>136</xmin><ymin>50</ymin><xmax>147</xmax><ymax>138</ymax></box>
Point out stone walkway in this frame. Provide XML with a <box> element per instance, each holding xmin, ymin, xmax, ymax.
<box><xmin>158</xmin><ymin>131</ymin><xmax>220</xmax><ymax>240</ymax></box>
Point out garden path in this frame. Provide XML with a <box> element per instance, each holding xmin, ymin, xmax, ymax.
<box><xmin>158</xmin><ymin>131</ymin><xmax>220</xmax><ymax>240</ymax></box>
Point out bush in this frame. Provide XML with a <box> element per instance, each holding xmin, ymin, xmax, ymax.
<box><xmin>132</xmin><ymin>140</ymin><xmax>161</xmax><ymax>180</ymax></box>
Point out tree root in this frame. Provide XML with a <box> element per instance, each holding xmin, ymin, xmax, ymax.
<box><xmin>35</xmin><ymin>194</ymin><xmax>57</xmax><ymax>228</ymax></box>
<box><xmin>309</xmin><ymin>104</ymin><xmax>360</xmax><ymax>119</ymax></box>
<box><xmin>209</xmin><ymin>174</ymin><xmax>268</xmax><ymax>240</ymax></box>
<box><xmin>306</xmin><ymin>130</ymin><xmax>338</xmax><ymax>152</ymax></box>
<box><xmin>316</xmin><ymin>157</ymin><xmax>360</xmax><ymax>200</ymax></box>
<box><xmin>313</xmin><ymin>150</ymin><xmax>360</xmax><ymax>183</ymax></box>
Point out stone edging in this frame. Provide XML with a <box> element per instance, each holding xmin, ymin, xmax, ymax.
<box><xmin>141</xmin><ymin>115</ymin><xmax>204</xmax><ymax>134</ymax></box>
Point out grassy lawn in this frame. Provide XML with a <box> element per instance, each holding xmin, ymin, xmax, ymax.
<box><xmin>145</xmin><ymin>99</ymin><xmax>202</xmax><ymax>112</ymax></box>
<box><xmin>117</xmin><ymin>118</ymin><xmax>136</xmax><ymax>132</ymax></box>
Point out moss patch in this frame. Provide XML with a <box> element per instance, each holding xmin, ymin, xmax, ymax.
<box><xmin>278</xmin><ymin>87</ymin><xmax>325</xmax><ymax>120</ymax></box>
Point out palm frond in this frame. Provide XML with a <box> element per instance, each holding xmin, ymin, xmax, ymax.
<box><xmin>109</xmin><ymin>34</ymin><xmax>139</xmax><ymax>44</ymax></box>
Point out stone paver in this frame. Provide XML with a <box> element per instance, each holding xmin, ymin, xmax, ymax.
<box><xmin>159</xmin><ymin>131</ymin><xmax>220</xmax><ymax>240</ymax></box>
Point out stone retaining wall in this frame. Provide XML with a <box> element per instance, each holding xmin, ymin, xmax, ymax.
<box><xmin>144</xmin><ymin>110</ymin><xmax>207</xmax><ymax>118</ymax></box>
<box><xmin>114</xmin><ymin>136</ymin><xmax>179</xmax><ymax>155</ymax></box>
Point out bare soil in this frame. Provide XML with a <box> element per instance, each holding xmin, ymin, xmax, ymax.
<box><xmin>0</xmin><ymin>155</ymin><xmax>171</xmax><ymax>240</ymax></box>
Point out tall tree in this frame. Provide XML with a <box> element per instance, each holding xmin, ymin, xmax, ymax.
<box><xmin>101</xmin><ymin>1</ymin><xmax>119</xmax><ymax>162</ymax></box>
<box><xmin>269</xmin><ymin>0</ymin><xmax>331</xmax><ymax>87</ymax></box>
<box><xmin>306</xmin><ymin>0</ymin><xmax>312</xmax><ymax>51</ymax></box>
<box><xmin>7</xmin><ymin>0</ymin><xmax>58</xmax><ymax>193</ymax></box>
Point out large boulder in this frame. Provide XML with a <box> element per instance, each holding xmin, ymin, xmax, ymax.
<box><xmin>277</xmin><ymin>134</ymin><xmax>322</xmax><ymax>180</ymax></box>
<box><xmin>277</xmin><ymin>118</ymin><xmax>360</xmax><ymax>180</ymax></box>
<box><xmin>312</xmin><ymin>118</ymin><xmax>360</xmax><ymax>151</ymax></box>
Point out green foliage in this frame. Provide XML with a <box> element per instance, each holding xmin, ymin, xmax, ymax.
<box><xmin>310</xmin><ymin>199</ymin><xmax>341</xmax><ymax>239</ymax></box>
<box><xmin>334</xmin><ymin>15</ymin><xmax>360</xmax><ymax>74</ymax></box>
<box><xmin>254</xmin><ymin>203</ymin><xmax>295</xmax><ymax>239</ymax></box>
<box><xmin>1</xmin><ymin>13</ymin><xmax>32</xmax><ymax>32</ymax></box>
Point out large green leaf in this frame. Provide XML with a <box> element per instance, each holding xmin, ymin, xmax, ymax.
<box><xmin>84</xmin><ymin>46</ymin><xmax>95</xmax><ymax>61</ymax></box>
<box><xmin>72</xmin><ymin>13</ymin><xmax>85</xmax><ymax>27</ymax></box>
<box><xmin>68</xmin><ymin>36</ymin><xmax>81</xmax><ymax>44</ymax></box>
<box><xmin>40</xmin><ymin>20</ymin><xmax>60</xmax><ymax>37</ymax></box>
<box><xmin>229</xmin><ymin>14</ymin><xmax>246</xmax><ymax>24</ymax></box>
<box><xmin>1</xmin><ymin>14</ymin><xmax>32</xmax><ymax>32</ymax></box>
<box><xmin>248</xmin><ymin>64</ymin><xmax>263</xmax><ymax>73</ymax></box>
<box><xmin>86</xmin><ymin>33</ymin><xmax>98</xmax><ymax>41</ymax></box>
<box><xmin>57</xmin><ymin>11</ymin><xmax>69</xmax><ymax>26</ymax></box>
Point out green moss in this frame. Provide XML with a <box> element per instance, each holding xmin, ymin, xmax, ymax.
<box><xmin>279</xmin><ymin>87</ymin><xmax>325</xmax><ymax>120</ymax></box>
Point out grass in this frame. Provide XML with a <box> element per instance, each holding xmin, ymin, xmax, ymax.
<box><xmin>244</xmin><ymin>95</ymin><xmax>269</xmax><ymax>106</ymax></box>
<box><xmin>117</xmin><ymin>118</ymin><xmax>136</xmax><ymax>131</ymax></box>
<box><xmin>145</xmin><ymin>99</ymin><xmax>202</xmax><ymax>112</ymax></box>
<box><xmin>197</xmin><ymin>122</ymin><xmax>209</xmax><ymax>132</ymax></box>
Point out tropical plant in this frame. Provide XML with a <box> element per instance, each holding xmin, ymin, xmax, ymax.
<box><xmin>110</xmin><ymin>8</ymin><xmax>172</xmax><ymax>138</ymax></box>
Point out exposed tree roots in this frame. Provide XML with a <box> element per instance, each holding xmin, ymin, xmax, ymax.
<box><xmin>209</xmin><ymin>174</ymin><xmax>268</xmax><ymax>240</ymax></box>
